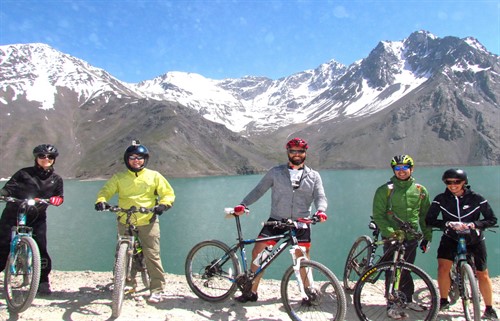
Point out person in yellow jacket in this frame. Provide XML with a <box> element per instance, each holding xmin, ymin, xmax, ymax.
<box><xmin>95</xmin><ymin>140</ymin><xmax>175</xmax><ymax>304</ymax></box>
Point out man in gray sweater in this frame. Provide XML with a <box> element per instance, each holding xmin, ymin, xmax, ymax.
<box><xmin>233</xmin><ymin>137</ymin><xmax>328</xmax><ymax>303</ymax></box>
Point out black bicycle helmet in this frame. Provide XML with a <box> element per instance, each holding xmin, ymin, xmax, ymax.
<box><xmin>123</xmin><ymin>140</ymin><xmax>149</xmax><ymax>172</ymax></box>
<box><xmin>33</xmin><ymin>144</ymin><xmax>59</xmax><ymax>158</ymax></box>
<box><xmin>442</xmin><ymin>168</ymin><xmax>468</xmax><ymax>184</ymax></box>
<box><xmin>390</xmin><ymin>154</ymin><xmax>414</xmax><ymax>168</ymax></box>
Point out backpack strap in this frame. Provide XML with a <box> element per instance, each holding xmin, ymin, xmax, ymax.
<box><xmin>387</xmin><ymin>182</ymin><xmax>395</xmax><ymax>214</ymax></box>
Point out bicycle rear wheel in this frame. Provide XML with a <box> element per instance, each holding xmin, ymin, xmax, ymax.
<box><xmin>112</xmin><ymin>243</ymin><xmax>130</xmax><ymax>318</ymax></box>
<box><xmin>4</xmin><ymin>236</ymin><xmax>41</xmax><ymax>313</ymax></box>
<box><xmin>343</xmin><ymin>235</ymin><xmax>373</xmax><ymax>291</ymax></box>
<box><xmin>281</xmin><ymin>260</ymin><xmax>347</xmax><ymax>321</ymax></box>
<box><xmin>185</xmin><ymin>240</ymin><xmax>240</xmax><ymax>302</ymax></box>
<box><xmin>461</xmin><ymin>263</ymin><xmax>481</xmax><ymax>321</ymax></box>
<box><xmin>133</xmin><ymin>252</ymin><xmax>150</xmax><ymax>289</ymax></box>
<box><xmin>353</xmin><ymin>261</ymin><xmax>439</xmax><ymax>321</ymax></box>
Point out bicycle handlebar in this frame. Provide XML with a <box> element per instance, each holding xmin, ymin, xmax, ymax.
<box><xmin>0</xmin><ymin>196</ymin><xmax>50</xmax><ymax>205</ymax></box>
<box><xmin>106</xmin><ymin>205</ymin><xmax>154</xmax><ymax>214</ymax></box>
<box><xmin>263</xmin><ymin>217</ymin><xmax>319</xmax><ymax>228</ymax></box>
<box><xmin>389</xmin><ymin>213</ymin><xmax>423</xmax><ymax>240</ymax></box>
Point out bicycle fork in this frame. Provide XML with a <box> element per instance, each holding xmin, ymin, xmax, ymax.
<box><xmin>116</xmin><ymin>236</ymin><xmax>135</xmax><ymax>282</ymax></box>
<box><xmin>290</xmin><ymin>245</ymin><xmax>312</xmax><ymax>300</ymax></box>
<box><xmin>9</xmin><ymin>232</ymin><xmax>32</xmax><ymax>275</ymax></box>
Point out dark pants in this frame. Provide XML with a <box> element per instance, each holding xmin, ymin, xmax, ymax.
<box><xmin>0</xmin><ymin>220</ymin><xmax>52</xmax><ymax>284</ymax></box>
<box><xmin>383</xmin><ymin>239</ymin><xmax>418</xmax><ymax>304</ymax></box>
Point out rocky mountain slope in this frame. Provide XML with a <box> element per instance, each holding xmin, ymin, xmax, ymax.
<box><xmin>0</xmin><ymin>30</ymin><xmax>498</xmax><ymax>179</ymax></box>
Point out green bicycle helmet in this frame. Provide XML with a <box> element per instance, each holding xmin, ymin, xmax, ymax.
<box><xmin>390</xmin><ymin>155</ymin><xmax>414</xmax><ymax>168</ymax></box>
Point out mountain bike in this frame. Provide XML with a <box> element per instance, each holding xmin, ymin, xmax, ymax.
<box><xmin>185</xmin><ymin>208</ymin><xmax>346</xmax><ymax>321</ymax></box>
<box><xmin>105</xmin><ymin>206</ymin><xmax>151</xmax><ymax>318</ymax></box>
<box><xmin>353</xmin><ymin>214</ymin><xmax>439</xmax><ymax>321</ymax></box>
<box><xmin>343</xmin><ymin>216</ymin><xmax>382</xmax><ymax>291</ymax></box>
<box><xmin>445</xmin><ymin>227</ymin><xmax>496</xmax><ymax>321</ymax></box>
<box><xmin>0</xmin><ymin>196</ymin><xmax>49</xmax><ymax>313</ymax></box>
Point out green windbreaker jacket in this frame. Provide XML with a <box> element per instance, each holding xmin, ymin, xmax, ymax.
<box><xmin>372</xmin><ymin>175</ymin><xmax>432</xmax><ymax>241</ymax></box>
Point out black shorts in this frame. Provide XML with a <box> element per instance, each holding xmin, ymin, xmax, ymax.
<box><xmin>258</xmin><ymin>218</ymin><xmax>312</xmax><ymax>247</ymax></box>
<box><xmin>437</xmin><ymin>235</ymin><xmax>488</xmax><ymax>271</ymax></box>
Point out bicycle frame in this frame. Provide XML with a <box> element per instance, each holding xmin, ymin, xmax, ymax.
<box><xmin>222</xmin><ymin>213</ymin><xmax>314</xmax><ymax>299</ymax></box>
<box><xmin>110</xmin><ymin>206</ymin><xmax>149</xmax><ymax>280</ymax></box>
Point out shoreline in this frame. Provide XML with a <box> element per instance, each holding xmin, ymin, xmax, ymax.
<box><xmin>0</xmin><ymin>270</ymin><xmax>499</xmax><ymax>321</ymax></box>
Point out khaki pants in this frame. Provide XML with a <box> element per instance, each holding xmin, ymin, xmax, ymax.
<box><xmin>118</xmin><ymin>220</ymin><xmax>166</xmax><ymax>294</ymax></box>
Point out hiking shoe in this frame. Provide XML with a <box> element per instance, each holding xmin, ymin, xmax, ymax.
<box><xmin>38</xmin><ymin>282</ymin><xmax>52</xmax><ymax>295</ymax></box>
<box><xmin>406</xmin><ymin>302</ymin><xmax>425</xmax><ymax>312</ymax></box>
<box><xmin>439</xmin><ymin>298</ymin><xmax>450</xmax><ymax>311</ymax></box>
<box><xmin>147</xmin><ymin>292</ymin><xmax>163</xmax><ymax>304</ymax></box>
<box><xmin>234</xmin><ymin>291</ymin><xmax>258</xmax><ymax>303</ymax></box>
<box><xmin>387</xmin><ymin>306</ymin><xmax>409</xmax><ymax>320</ymax></box>
<box><xmin>483</xmin><ymin>307</ymin><xmax>498</xmax><ymax>320</ymax></box>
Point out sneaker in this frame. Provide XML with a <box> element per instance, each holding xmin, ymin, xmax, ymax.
<box><xmin>439</xmin><ymin>298</ymin><xmax>450</xmax><ymax>311</ymax></box>
<box><xmin>147</xmin><ymin>292</ymin><xmax>163</xmax><ymax>304</ymax></box>
<box><xmin>387</xmin><ymin>306</ymin><xmax>409</xmax><ymax>320</ymax></box>
<box><xmin>38</xmin><ymin>282</ymin><xmax>52</xmax><ymax>295</ymax></box>
<box><xmin>483</xmin><ymin>307</ymin><xmax>498</xmax><ymax>320</ymax></box>
<box><xmin>406</xmin><ymin>302</ymin><xmax>425</xmax><ymax>312</ymax></box>
<box><xmin>234</xmin><ymin>291</ymin><xmax>258</xmax><ymax>303</ymax></box>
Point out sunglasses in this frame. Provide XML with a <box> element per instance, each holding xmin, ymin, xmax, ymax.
<box><xmin>37</xmin><ymin>154</ymin><xmax>55</xmax><ymax>160</ymax></box>
<box><xmin>288</xmin><ymin>149</ymin><xmax>306</xmax><ymax>155</ymax></box>
<box><xmin>128</xmin><ymin>155</ymin><xmax>144</xmax><ymax>161</ymax></box>
<box><xmin>445</xmin><ymin>180</ymin><xmax>464</xmax><ymax>185</ymax></box>
<box><xmin>393</xmin><ymin>165</ymin><xmax>410</xmax><ymax>171</ymax></box>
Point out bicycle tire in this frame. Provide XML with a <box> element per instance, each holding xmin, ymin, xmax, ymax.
<box><xmin>111</xmin><ymin>243</ymin><xmax>129</xmax><ymax>318</ymax></box>
<box><xmin>448</xmin><ymin>268</ymin><xmax>460</xmax><ymax>305</ymax></box>
<box><xmin>140</xmin><ymin>269</ymin><xmax>150</xmax><ymax>289</ymax></box>
<box><xmin>343</xmin><ymin>235</ymin><xmax>373</xmax><ymax>291</ymax></box>
<box><xmin>133</xmin><ymin>252</ymin><xmax>150</xmax><ymax>290</ymax></box>
<box><xmin>185</xmin><ymin>240</ymin><xmax>240</xmax><ymax>302</ymax></box>
<box><xmin>281</xmin><ymin>260</ymin><xmax>347</xmax><ymax>321</ymax></box>
<box><xmin>353</xmin><ymin>261</ymin><xmax>439</xmax><ymax>321</ymax></box>
<box><xmin>461</xmin><ymin>263</ymin><xmax>481</xmax><ymax>321</ymax></box>
<box><xmin>4</xmin><ymin>236</ymin><xmax>41</xmax><ymax>313</ymax></box>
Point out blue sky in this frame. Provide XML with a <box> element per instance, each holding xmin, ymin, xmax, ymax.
<box><xmin>1</xmin><ymin>1</ymin><xmax>499</xmax><ymax>83</ymax></box>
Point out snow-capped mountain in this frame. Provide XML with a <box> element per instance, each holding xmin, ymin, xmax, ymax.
<box><xmin>0</xmin><ymin>43</ymin><xmax>141</xmax><ymax>110</ymax></box>
<box><xmin>0</xmin><ymin>30</ymin><xmax>498</xmax><ymax>179</ymax></box>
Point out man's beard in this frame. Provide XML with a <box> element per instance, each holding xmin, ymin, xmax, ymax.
<box><xmin>289</xmin><ymin>155</ymin><xmax>306</xmax><ymax>166</ymax></box>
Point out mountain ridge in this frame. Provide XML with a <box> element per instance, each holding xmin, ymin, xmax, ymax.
<box><xmin>1</xmin><ymin>30</ymin><xmax>498</xmax><ymax>179</ymax></box>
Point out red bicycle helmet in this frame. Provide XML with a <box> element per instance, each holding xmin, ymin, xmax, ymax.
<box><xmin>286</xmin><ymin>137</ymin><xmax>309</xmax><ymax>150</ymax></box>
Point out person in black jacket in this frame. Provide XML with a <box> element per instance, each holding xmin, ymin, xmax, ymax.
<box><xmin>426</xmin><ymin>168</ymin><xmax>497</xmax><ymax>319</ymax></box>
<box><xmin>0</xmin><ymin>144</ymin><xmax>64</xmax><ymax>295</ymax></box>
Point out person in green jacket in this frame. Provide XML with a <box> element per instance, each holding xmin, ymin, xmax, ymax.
<box><xmin>372</xmin><ymin>154</ymin><xmax>432</xmax><ymax>319</ymax></box>
<box><xmin>95</xmin><ymin>140</ymin><xmax>175</xmax><ymax>304</ymax></box>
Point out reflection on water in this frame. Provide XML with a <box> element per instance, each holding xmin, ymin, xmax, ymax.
<box><xmin>7</xmin><ymin>165</ymin><xmax>497</xmax><ymax>279</ymax></box>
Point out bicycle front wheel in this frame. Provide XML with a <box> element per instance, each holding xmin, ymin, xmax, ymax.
<box><xmin>111</xmin><ymin>243</ymin><xmax>130</xmax><ymax>318</ymax></box>
<box><xmin>185</xmin><ymin>240</ymin><xmax>240</xmax><ymax>302</ymax></box>
<box><xmin>343</xmin><ymin>235</ymin><xmax>373</xmax><ymax>291</ymax></box>
<box><xmin>461</xmin><ymin>263</ymin><xmax>481</xmax><ymax>321</ymax></box>
<box><xmin>353</xmin><ymin>261</ymin><xmax>439</xmax><ymax>321</ymax></box>
<box><xmin>4</xmin><ymin>236</ymin><xmax>41</xmax><ymax>313</ymax></box>
<box><xmin>281</xmin><ymin>260</ymin><xmax>347</xmax><ymax>321</ymax></box>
